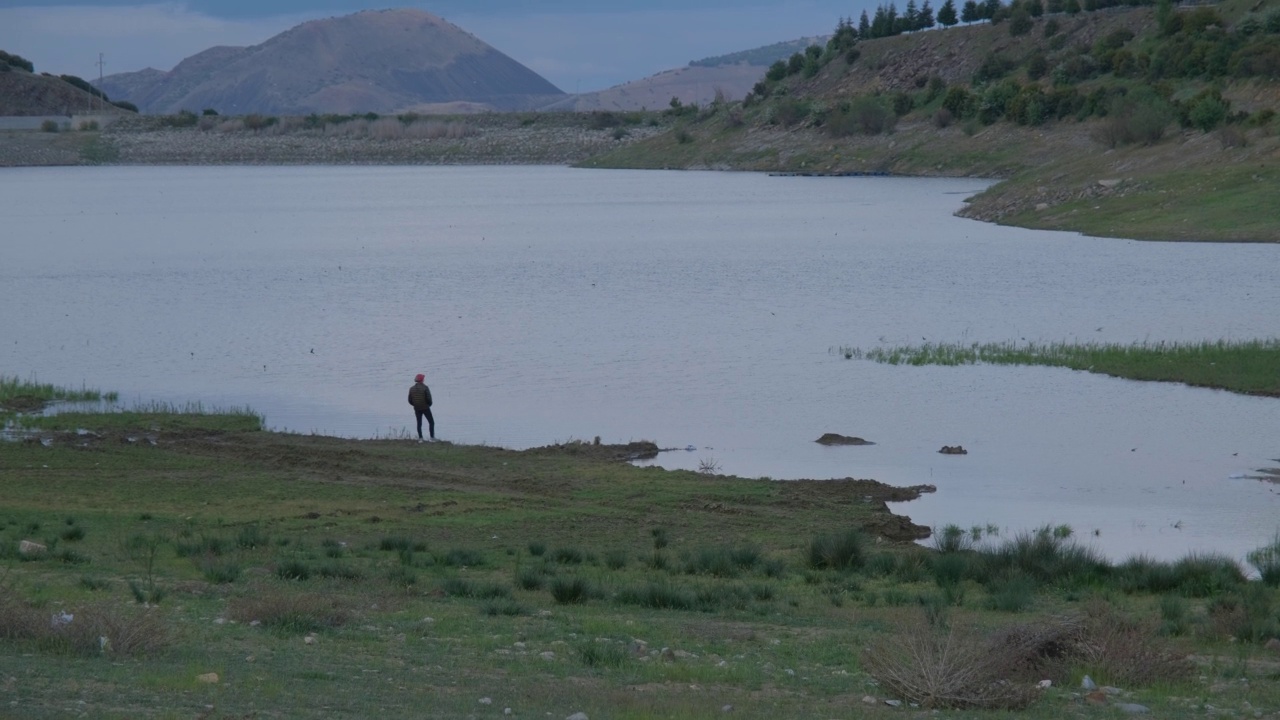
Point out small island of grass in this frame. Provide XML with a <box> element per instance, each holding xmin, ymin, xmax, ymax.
<box><xmin>839</xmin><ymin>338</ymin><xmax>1280</xmax><ymax>397</ymax></box>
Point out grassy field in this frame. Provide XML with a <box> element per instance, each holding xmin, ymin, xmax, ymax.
<box><xmin>3</xmin><ymin>385</ymin><xmax>1280</xmax><ymax>718</ymax></box>
<box><xmin>839</xmin><ymin>339</ymin><xmax>1280</xmax><ymax>397</ymax></box>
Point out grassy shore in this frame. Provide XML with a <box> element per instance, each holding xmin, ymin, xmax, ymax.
<box><xmin>840</xmin><ymin>339</ymin><xmax>1280</xmax><ymax>397</ymax></box>
<box><xmin>2</xmin><ymin>392</ymin><xmax>1279</xmax><ymax>718</ymax></box>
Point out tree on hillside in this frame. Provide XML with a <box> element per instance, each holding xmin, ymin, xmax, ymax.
<box><xmin>920</xmin><ymin>0</ymin><xmax>937</xmax><ymax>29</ymax></box>
<box><xmin>904</xmin><ymin>0</ymin><xmax>920</xmax><ymax>32</ymax></box>
<box><xmin>961</xmin><ymin>0</ymin><xmax>980</xmax><ymax>23</ymax></box>
<box><xmin>938</xmin><ymin>0</ymin><xmax>959</xmax><ymax>27</ymax></box>
<box><xmin>859</xmin><ymin>10</ymin><xmax>872</xmax><ymax>37</ymax></box>
<box><xmin>0</xmin><ymin>49</ymin><xmax>34</xmax><ymax>72</ymax></box>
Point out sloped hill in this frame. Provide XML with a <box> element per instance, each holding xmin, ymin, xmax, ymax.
<box><xmin>97</xmin><ymin>9</ymin><xmax>565</xmax><ymax>114</ymax></box>
<box><xmin>0</xmin><ymin>67</ymin><xmax>129</xmax><ymax>117</ymax></box>
<box><xmin>540</xmin><ymin>64</ymin><xmax>767</xmax><ymax>112</ymax></box>
<box><xmin>587</xmin><ymin>1</ymin><xmax>1280</xmax><ymax>242</ymax></box>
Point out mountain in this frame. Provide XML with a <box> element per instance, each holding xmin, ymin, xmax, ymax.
<box><xmin>96</xmin><ymin>9</ymin><xmax>565</xmax><ymax>115</ymax></box>
<box><xmin>540</xmin><ymin>37</ymin><xmax>827</xmax><ymax>112</ymax></box>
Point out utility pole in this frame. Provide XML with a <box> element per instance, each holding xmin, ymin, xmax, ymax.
<box><xmin>94</xmin><ymin>52</ymin><xmax>106</xmax><ymax>114</ymax></box>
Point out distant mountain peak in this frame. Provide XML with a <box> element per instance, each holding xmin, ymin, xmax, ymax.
<box><xmin>98</xmin><ymin>9</ymin><xmax>564</xmax><ymax>115</ymax></box>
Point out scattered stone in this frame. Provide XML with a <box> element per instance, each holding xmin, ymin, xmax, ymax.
<box><xmin>721</xmin><ymin>704</ymin><xmax>734</xmax><ymax>712</ymax></box>
<box><xmin>662</xmin><ymin>647</ymin><xmax>677</xmax><ymax>661</ymax></box>
<box><xmin>884</xmin><ymin>699</ymin><xmax>902</xmax><ymax>707</ymax></box>
<box><xmin>504</xmin><ymin>709</ymin><xmax>512</xmax><ymax>716</ymax></box>
<box><xmin>566</xmin><ymin>713</ymin><xmax>589</xmax><ymax>720</ymax></box>
<box><xmin>1082</xmin><ymin>675</ymin><xmax>1097</xmax><ymax>691</ymax></box>
<box><xmin>938</xmin><ymin>445</ymin><xmax>968</xmax><ymax>455</ymax></box>
<box><xmin>540</xmin><ymin>651</ymin><xmax>556</xmax><ymax>661</ymax></box>
<box><xmin>1116</xmin><ymin>703</ymin><xmax>1150</xmax><ymax>714</ymax></box>
<box><xmin>197</xmin><ymin>673</ymin><xmax>219</xmax><ymax>684</ymax></box>
<box><xmin>213</xmin><ymin>618</ymin><xmax>226</xmax><ymax>625</ymax></box>
<box><xmin>673</xmin><ymin>649</ymin><xmax>696</xmax><ymax>659</ymax></box>
<box><xmin>1037</xmin><ymin>679</ymin><xmax>1052</xmax><ymax>689</ymax></box>
<box><xmin>479</xmin><ymin>698</ymin><xmax>492</xmax><ymax>705</ymax></box>
<box><xmin>1098</xmin><ymin>179</ymin><xmax>1122</xmax><ymax>188</ymax></box>
<box><xmin>304</xmin><ymin>634</ymin><xmax>317</xmax><ymax>645</ymax></box>
<box><xmin>862</xmin><ymin>696</ymin><xmax>878</xmax><ymax>705</ymax></box>
<box><xmin>1102</xmin><ymin>686</ymin><xmax>1124</xmax><ymax>695</ymax></box>
<box><xmin>816</xmin><ymin>433</ymin><xmax>875</xmax><ymax>446</ymax></box>
<box><xmin>513</xmin><ymin>641</ymin><xmax>526</xmax><ymax>650</ymax></box>
<box><xmin>1264</xmin><ymin>638</ymin><xmax>1280</xmax><ymax>653</ymax></box>
<box><xmin>18</xmin><ymin>540</ymin><xmax>46</xmax><ymax>556</ymax></box>
<box><xmin>1035</xmin><ymin>202</ymin><xmax>1050</xmax><ymax>211</ymax></box>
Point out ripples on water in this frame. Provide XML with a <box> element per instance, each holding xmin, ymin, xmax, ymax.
<box><xmin>2</xmin><ymin>165</ymin><xmax>1278</xmax><ymax>562</ymax></box>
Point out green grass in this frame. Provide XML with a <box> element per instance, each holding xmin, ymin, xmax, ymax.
<box><xmin>843</xmin><ymin>338</ymin><xmax>1280</xmax><ymax>396</ymax></box>
<box><xmin>2</xmin><ymin>402</ymin><xmax>1279</xmax><ymax>717</ymax></box>
<box><xmin>0</xmin><ymin>375</ymin><xmax>116</xmax><ymax>415</ymax></box>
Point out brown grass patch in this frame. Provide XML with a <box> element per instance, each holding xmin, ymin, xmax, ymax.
<box><xmin>227</xmin><ymin>587</ymin><xmax>350</xmax><ymax>633</ymax></box>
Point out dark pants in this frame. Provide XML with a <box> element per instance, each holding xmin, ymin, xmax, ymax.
<box><xmin>415</xmin><ymin>408</ymin><xmax>435</xmax><ymax>439</ymax></box>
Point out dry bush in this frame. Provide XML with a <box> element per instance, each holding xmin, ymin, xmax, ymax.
<box><xmin>216</xmin><ymin>119</ymin><xmax>245</xmax><ymax>133</ymax></box>
<box><xmin>0</xmin><ymin>591</ymin><xmax>167</xmax><ymax>656</ymax></box>
<box><xmin>862</xmin><ymin>618</ymin><xmax>1043</xmax><ymax>710</ymax></box>
<box><xmin>865</xmin><ymin>602</ymin><xmax>1192</xmax><ymax>708</ymax></box>
<box><xmin>369</xmin><ymin>117</ymin><xmax>405</xmax><ymax>140</ymax></box>
<box><xmin>405</xmin><ymin>120</ymin><xmax>475</xmax><ymax>140</ymax></box>
<box><xmin>197</xmin><ymin>116</ymin><xmax>218</xmax><ymax>131</ymax></box>
<box><xmin>325</xmin><ymin>119</ymin><xmax>370</xmax><ymax>138</ymax></box>
<box><xmin>1065</xmin><ymin>604</ymin><xmax>1192</xmax><ymax>685</ymax></box>
<box><xmin>227</xmin><ymin>589</ymin><xmax>349</xmax><ymax>633</ymax></box>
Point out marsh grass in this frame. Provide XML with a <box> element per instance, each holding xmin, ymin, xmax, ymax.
<box><xmin>1247</xmin><ymin>533</ymin><xmax>1280</xmax><ymax>586</ymax></box>
<box><xmin>846</xmin><ymin>339</ymin><xmax>1280</xmax><ymax>396</ymax></box>
<box><xmin>0</xmin><ymin>375</ymin><xmax>115</xmax><ymax>413</ymax></box>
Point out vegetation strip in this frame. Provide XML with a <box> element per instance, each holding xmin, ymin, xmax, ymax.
<box><xmin>2</xmin><ymin>384</ymin><xmax>1279</xmax><ymax>717</ymax></box>
<box><xmin>839</xmin><ymin>338</ymin><xmax>1280</xmax><ymax>396</ymax></box>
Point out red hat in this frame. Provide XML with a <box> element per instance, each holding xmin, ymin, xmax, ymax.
<box><xmin>414</xmin><ymin>373</ymin><xmax>425</xmax><ymax>382</ymax></box>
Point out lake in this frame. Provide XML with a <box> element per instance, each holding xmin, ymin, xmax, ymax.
<box><xmin>2</xmin><ymin>165</ymin><xmax>1278</xmax><ymax>564</ymax></box>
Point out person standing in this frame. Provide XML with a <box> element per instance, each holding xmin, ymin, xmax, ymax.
<box><xmin>408</xmin><ymin>373</ymin><xmax>435</xmax><ymax>441</ymax></box>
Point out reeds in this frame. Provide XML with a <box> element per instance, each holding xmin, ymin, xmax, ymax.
<box><xmin>844</xmin><ymin>338</ymin><xmax>1280</xmax><ymax>395</ymax></box>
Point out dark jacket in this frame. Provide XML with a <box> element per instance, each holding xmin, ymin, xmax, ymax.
<box><xmin>408</xmin><ymin>382</ymin><xmax>432</xmax><ymax>410</ymax></box>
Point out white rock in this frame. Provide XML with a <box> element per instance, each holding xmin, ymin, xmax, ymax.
<box><xmin>566</xmin><ymin>713</ymin><xmax>589</xmax><ymax>720</ymax></box>
<box><xmin>862</xmin><ymin>696</ymin><xmax>878</xmax><ymax>705</ymax></box>
<box><xmin>1082</xmin><ymin>675</ymin><xmax>1097</xmax><ymax>690</ymax></box>
<box><xmin>1037</xmin><ymin>679</ymin><xmax>1052</xmax><ymax>689</ymax></box>
<box><xmin>197</xmin><ymin>673</ymin><xmax>219</xmax><ymax>684</ymax></box>
<box><xmin>504</xmin><ymin>710</ymin><xmax>512</xmax><ymax>716</ymax></box>
<box><xmin>885</xmin><ymin>699</ymin><xmax>902</xmax><ymax>707</ymax></box>
<box><xmin>479</xmin><ymin>697</ymin><xmax>492</xmax><ymax>705</ymax></box>
<box><xmin>540</xmin><ymin>651</ymin><xmax>556</xmax><ymax>661</ymax></box>
<box><xmin>19</xmin><ymin>540</ymin><xmax>47</xmax><ymax>555</ymax></box>
<box><xmin>1116</xmin><ymin>703</ymin><xmax>1150</xmax><ymax>714</ymax></box>
<box><xmin>304</xmin><ymin>634</ymin><xmax>316</xmax><ymax>645</ymax></box>
<box><xmin>721</xmin><ymin>704</ymin><xmax>733</xmax><ymax>712</ymax></box>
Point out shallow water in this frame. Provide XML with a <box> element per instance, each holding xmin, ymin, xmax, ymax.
<box><xmin>2</xmin><ymin>165</ymin><xmax>1278</xmax><ymax>563</ymax></box>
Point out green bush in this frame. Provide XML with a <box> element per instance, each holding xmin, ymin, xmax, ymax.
<box><xmin>616</xmin><ymin>581</ymin><xmax>695</xmax><ymax>610</ymax></box>
<box><xmin>1097</xmin><ymin>88</ymin><xmax>1174</xmax><ymax>146</ymax></box>
<box><xmin>1248</xmin><ymin>533</ymin><xmax>1280</xmax><ymax>586</ymax></box>
<box><xmin>806</xmin><ymin>529</ymin><xmax>866</xmax><ymax>571</ymax></box>
<box><xmin>40</xmin><ymin>120</ymin><xmax>59</xmax><ymax>133</ymax></box>
<box><xmin>1186</xmin><ymin>93</ymin><xmax>1230</xmax><ymax>132</ymax></box>
<box><xmin>550</xmin><ymin>577</ymin><xmax>591</xmax><ymax>604</ymax></box>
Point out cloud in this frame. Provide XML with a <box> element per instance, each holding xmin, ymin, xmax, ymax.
<box><xmin>0</xmin><ymin>3</ymin><xmax>309</xmax><ymax>77</ymax></box>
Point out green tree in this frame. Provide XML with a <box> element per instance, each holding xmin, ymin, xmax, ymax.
<box><xmin>938</xmin><ymin>0</ymin><xmax>959</xmax><ymax>27</ymax></box>
<box><xmin>1008</xmin><ymin>7</ymin><xmax>1033</xmax><ymax>36</ymax></box>
<box><xmin>961</xmin><ymin>0</ymin><xmax>980</xmax><ymax>23</ymax></box>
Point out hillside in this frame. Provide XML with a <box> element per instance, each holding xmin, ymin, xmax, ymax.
<box><xmin>95</xmin><ymin>9</ymin><xmax>565</xmax><ymax>115</ymax></box>
<box><xmin>585</xmin><ymin>0</ymin><xmax>1280</xmax><ymax>243</ymax></box>
<box><xmin>539</xmin><ymin>64</ymin><xmax>766</xmax><ymax>112</ymax></box>
<box><xmin>0</xmin><ymin>51</ymin><xmax>132</xmax><ymax>117</ymax></box>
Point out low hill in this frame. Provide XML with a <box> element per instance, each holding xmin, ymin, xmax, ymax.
<box><xmin>0</xmin><ymin>50</ymin><xmax>133</xmax><ymax>117</ymax></box>
<box><xmin>586</xmin><ymin>0</ymin><xmax>1280</xmax><ymax>243</ymax></box>
<box><xmin>541</xmin><ymin>37</ymin><xmax>828</xmax><ymax>113</ymax></box>
<box><xmin>96</xmin><ymin>9</ymin><xmax>565</xmax><ymax>115</ymax></box>
<box><xmin>540</xmin><ymin>64</ymin><xmax>767</xmax><ymax>112</ymax></box>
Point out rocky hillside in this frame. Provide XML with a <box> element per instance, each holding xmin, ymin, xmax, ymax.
<box><xmin>586</xmin><ymin>0</ymin><xmax>1280</xmax><ymax>242</ymax></box>
<box><xmin>96</xmin><ymin>9</ymin><xmax>565</xmax><ymax>115</ymax></box>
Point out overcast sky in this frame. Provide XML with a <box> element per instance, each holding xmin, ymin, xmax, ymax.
<box><xmin>0</xmin><ymin>1</ymin><xmax>867</xmax><ymax>93</ymax></box>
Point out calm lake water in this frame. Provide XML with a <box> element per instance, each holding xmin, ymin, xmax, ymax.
<box><xmin>2</xmin><ymin>165</ymin><xmax>1278</xmax><ymax>563</ymax></box>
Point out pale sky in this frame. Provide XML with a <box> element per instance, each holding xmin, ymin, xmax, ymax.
<box><xmin>0</xmin><ymin>1</ymin><xmax>867</xmax><ymax>93</ymax></box>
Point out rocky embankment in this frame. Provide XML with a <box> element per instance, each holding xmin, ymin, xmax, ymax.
<box><xmin>0</xmin><ymin>113</ymin><xmax>671</xmax><ymax>167</ymax></box>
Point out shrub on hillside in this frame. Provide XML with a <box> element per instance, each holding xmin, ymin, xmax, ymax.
<box><xmin>40</xmin><ymin>119</ymin><xmax>59</xmax><ymax>133</ymax></box>
<box><xmin>1095</xmin><ymin>88</ymin><xmax>1174</xmax><ymax>147</ymax></box>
